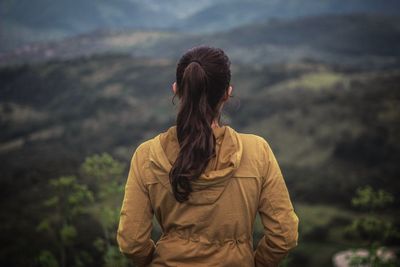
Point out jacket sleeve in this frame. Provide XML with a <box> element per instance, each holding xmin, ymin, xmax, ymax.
<box><xmin>254</xmin><ymin>138</ymin><xmax>299</xmax><ymax>267</ymax></box>
<box><xmin>117</xmin><ymin>143</ymin><xmax>155</xmax><ymax>267</ymax></box>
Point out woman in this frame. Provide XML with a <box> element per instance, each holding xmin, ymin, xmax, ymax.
<box><xmin>116</xmin><ymin>45</ymin><xmax>299</xmax><ymax>267</ymax></box>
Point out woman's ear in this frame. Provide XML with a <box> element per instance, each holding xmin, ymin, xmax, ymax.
<box><xmin>228</xmin><ymin>85</ymin><xmax>233</xmax><ymax>97</ymax></box>
<box><xmin>172</xmin><ymin>82</ymin><xmax>177</xmax><ymax>95</ymax></box>
<box><xmin>223</xmin><ymin>85</ymin><xmax>233</xmax><ymax>101</ymax></box>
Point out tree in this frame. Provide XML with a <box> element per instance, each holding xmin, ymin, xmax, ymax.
<box><xmin>36</xmin><ymin>175</ymin><xmax>94</xmax><ymax>267</ymax></box>
<box><xmin>80</xmin><ymin>152</ymin><xmax>129</xmax><ymax>267</ymax></box>
<box><xmin>345</xmin><ymin>185</ymin><xmax>399</xmax><ymax>267</ymax></box>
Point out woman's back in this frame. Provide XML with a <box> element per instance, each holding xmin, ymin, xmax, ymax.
<box><xmin>117</xmin><ymin>45</ymin><xmax>298</xmax><ymax>266</ymax></box>
<box><xmin>117</xmin><ymin>124</ymin><xmax>299</xmax><ymax>267</ymax></box>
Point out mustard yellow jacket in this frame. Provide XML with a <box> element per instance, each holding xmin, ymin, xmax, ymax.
<box><xmin>117</xmin><ymin>125</ymin><xmax>299</xmax><ymax>267</ymax></box>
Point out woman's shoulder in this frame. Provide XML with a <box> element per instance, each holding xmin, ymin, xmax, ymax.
<box><xmin>129</xmin><ymin>136</ymin><xmax>158</xmax><ymax>163</ymax></box>
<box><xmin>236</xmin><ymin>131</ymin><xmax>276</xmax><ymax>164</ymax></box>
<box><xmin>237</xmin><ymin>131</ymin><xmax>270</xmax><ymax>148</ymax></box>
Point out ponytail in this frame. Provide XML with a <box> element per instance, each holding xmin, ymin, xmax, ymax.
<box><xmin>170</xmin><ymin>45</ymin><xmax>232</xmax><ymax>203</ymax></box>
<box><xmin>170</xmin><ymin>61</ymin><xmax>217</xmax><ymax>202</ymax></box>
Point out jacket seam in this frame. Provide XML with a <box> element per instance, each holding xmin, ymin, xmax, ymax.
<box><xmin>130</xmin><ymin>141</ymin><xmax>153</xmax><ymax>242</ymax></box>
<box><xmin>137</xmin><ymin>140</ymin><xmax>152</xmax><ymax>189</ymax></box>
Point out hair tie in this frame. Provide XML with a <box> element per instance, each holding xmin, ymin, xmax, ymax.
<box><xmin>189</xmin><ymin>59</ymin><xmax>202</xmax><ymax>66</ymax></box>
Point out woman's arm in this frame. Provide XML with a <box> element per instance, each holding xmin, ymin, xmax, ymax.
<box><xmin>254</xmin><ymin>138</ymin><xmax>299</xmax><ymax>267</ymax></box>
<box><xmin>117</xmin><ymin>142</ymin><xmax>155</xmax><ymax>267</ymax></box>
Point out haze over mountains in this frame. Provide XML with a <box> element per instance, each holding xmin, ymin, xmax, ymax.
<box><xmin>1</xmin><ymin>0</ymin><xmax>400</xmax><ymax>53</ymax></box>
<box><xmin>2</xmin><ymin>14</ymin><xmax>400</xmax><ymax>68</ymax></box>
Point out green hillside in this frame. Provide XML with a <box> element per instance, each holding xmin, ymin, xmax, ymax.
<box><xmin>1</xmin><ymin>54</ymin><xmax>399</xmax><ymax>266</ymax></box>
<box><xmin>1</xmin><ymin>53</ymin><xmax>399</xmax><ymax>203</ymax></box>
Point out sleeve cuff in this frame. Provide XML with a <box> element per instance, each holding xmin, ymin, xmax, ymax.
<box><xmin>122</xmin><ymin>239</ymin><xmax>155</xmax><ymax>267</ymax></box>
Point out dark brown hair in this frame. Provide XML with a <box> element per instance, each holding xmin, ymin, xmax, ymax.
<box><xmin>169</xmin><ymin>45</ymin><xmax>232</xmax><ymax>203</ymax></box>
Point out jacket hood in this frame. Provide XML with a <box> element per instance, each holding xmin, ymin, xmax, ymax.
<box><xmin>149</xmin><ymin>125</ymin><xmax>243</xmax><ymax>205</ymax></box>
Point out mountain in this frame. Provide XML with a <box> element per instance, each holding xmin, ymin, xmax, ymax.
<box><xmin>1</xmin><ymin>42</ymin><xmax>400</xmax><ymax>267</ymax></box>
<box><xmin>2</xmin><ymin>14</ymin><xmax>399</xmax><ymax>68</ymax></box>
<box><xmin>0</xmin><ymin>0</ymin><xmax>177</xmax><ymax>52</ymax></box>
<box><xmin>180</xmin><ymin>0</ymin><xmax>400</xmax><ymax>33</ymax></box>
<box><xmin>1</xmin><ymin>54</ymin><xmax>399</xmax><ymax>204</ymax></box>
<box><xmin>1</xmin><ymin>0</ymin><xmax>400</xmax><ymax>52</ymax></box>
